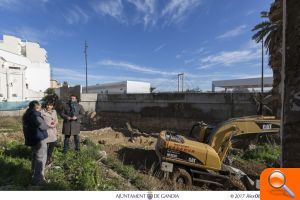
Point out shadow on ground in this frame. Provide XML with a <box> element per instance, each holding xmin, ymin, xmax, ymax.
<box><xmin>116</xmin><ymin>147</ymin><xmax>159</xmax><ymax>173</ymax></box>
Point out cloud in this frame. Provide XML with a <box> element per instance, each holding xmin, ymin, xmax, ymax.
<box><xmin>93</xmin><ymin>0</ymin><xmax>124</xmax><ymax>22</ymax></box>
<box><xmin>192</xmin><ymin>48</ymin><xmax>205</xmax><ymax>54</ymax></box>
<box><xmin>2</xmin><ymin>26</ymin><xmax>73</xmax><ymax>44</ymax></box>
<box><xmin>161</xmin><ymin>0</ymin><xmax>202</xmax><ymax>25</ymax></box>
<box><xmin>0</xmin><ymin>0</ymin><xmax>18</xmax><ymax>9</ymax></box>
<box><xmin>64</xmin><ymin>6</ymin><xmax>90</xmax><ymax>25</ymax></box>
<box><xmin>153</xmin><ymin>43</ymin><xmax>166</xmax><ymax>52</ymax></box>
<box><xmin>245</xmin><ymin>9</ymin><xmax>256</xmax><ymax>16</ymax></box>
<box><xmin>184</xmin><ymin>58</ymin><xmax>195</xmax><ymax>64</ymax></box>
<box><xmin>98</xmin><ymin>59</ymin><xmax>178</xmax><ymax>76</ymax></box>
<box><xmin>52</xmin><ymin>67</ymin><xmax>108</xmax><ymax>81</ymax></box>
<box><xmin>91</xmin><ymin>0</ymin><xmax>202</xmax><ymax>27</ymax></box>
<box><xmin>216</xmin><ymin>25</ymin><xmax>247</xmax><ymax>39</ymax></box>
<box><xmin>198</xmin><ymin>48</ymin><xmax>260</xmax><ymax>69</ymax></box>
<box><xmin>176</xmin><ymin>54</ymin><xmax>182</xmax><ymax>59</ymax></box>
<box><xmin>127</xmin><ymin>0</ymin><xmax>157</xmax><ymax>27</ymax></box>
<box><xmin>176</xmin><ymin>47</ymin><xmax>207</xmax><ymax>64</ymax></box>
<box><xmin>0</xmin><ymin>0</ymin><xmax>48</xmax><ymax>10</ymax></box>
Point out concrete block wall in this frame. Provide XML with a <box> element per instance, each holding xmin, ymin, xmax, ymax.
<box><xmin>80</xmin><ymin>93</ymin><xmax>258</xmax><ymax>132</ymax></box>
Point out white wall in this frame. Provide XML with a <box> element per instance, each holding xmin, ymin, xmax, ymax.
<box><xmin>0</xmin><ymin>35</ymin><xmax>21</xmax><ymax>55</ymax></box>
<box><xmin>26</xmin><ymin>63</ymin><xmax>50</xmax><ymax>92</ymax></box>
<box><xmin>0</xmin><ymin>69</ymin><xmax>7</xmax><ymax>101</ymax></box>
<box><xmin>7</xmin><ymin>71</ymin><xmax>24</xmax><ymax>101</ymax></box>
<box><xmin>0</xmin><ymin>49</ymin><xmax>31</xmax><ymax>67</ymax></box>
<box><xmin>0</xmin><ymin>63</ymin><xmax>26</xmax><ymax>102</ymax></box>
<box><xmin>127</xmin><ymin>81</ymin><xmax>150</xmax><ymax>94</ymax></box>
<box><xmin>26</xmin><ymin>89</ymin><xmax>45</xmax><ymax>100</ymax></box>
<box><xmin>25</xmin><ymin>42</ymin><xmax>47</xmax><ymax>63</ymax></box>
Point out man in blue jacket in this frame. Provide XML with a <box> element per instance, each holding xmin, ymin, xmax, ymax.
<box><xmin>23</xmin><ymin>101</ymin><xmax>48</xmax><ymax>185</ymax></box>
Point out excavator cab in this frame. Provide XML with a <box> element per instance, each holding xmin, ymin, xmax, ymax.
<box><xmin>189</xmin><ymin>121</ymin><xmax>214</xmax><ymax>144</ymax></box>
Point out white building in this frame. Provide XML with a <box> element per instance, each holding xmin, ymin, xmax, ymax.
<box><xmin>0</xmin><ymin>35</ymin><xmax>50</xmax><ymax>102</ymax></box>
<box><xmin>83</xmin><ymin>81</ymin><xmax>151</xmax><ymax>94</ymax></box>
<box><xmin>212</xmin><ymin>77</ymin><xmax>273</xmax><ymax>92</ymax></box>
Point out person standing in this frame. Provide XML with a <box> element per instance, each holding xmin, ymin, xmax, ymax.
<box><xmin>22</xmin><ymin>101</ymin><xmax>48</xmax><ymax>185</ymax></box>
<box><xmin>60</xmin><ymin>94</ymin><xmax>85</xmax><ymax>153</ymax></box>
<box><xmin>41</xmin><ymin>101</ymin><xmax>58</xmax><ymax>165</ymax></box>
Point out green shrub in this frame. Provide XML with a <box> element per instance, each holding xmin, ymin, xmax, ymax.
<box><xmin>103</xmin><ymin>157</ymin><xmax>151</xmax><ymax>190</ymax></box>
<box><xmin>242</xmin><ymin>144</ymin><xmax>280</xmax><ymax>166</ymax></box>
<box><xmin>0</xmin><ymin>157</ymin><xmax>32</xmax><ymax>190</ymax></box>
<box><xmin>0</xmin><ymin>138</ymin><xmax>150</xmax><ymax>191</ymax></box>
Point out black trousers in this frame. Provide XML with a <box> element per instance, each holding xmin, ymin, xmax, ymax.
<box><xmin>63</xmin><ymin>135</ymin><xmax>80</xmax><ymax>153</ymax></box>
<box><xmin>47</xmin><ymin>141</ymin><xmax>56</xmax><ymax>162</ymax></box>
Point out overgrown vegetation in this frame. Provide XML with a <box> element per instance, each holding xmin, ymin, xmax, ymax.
<box><xmin>242</xmin><ymin>144</ymin><xmax>280</xmax><ymax>167</ymax></box>
<box><xmin>230</xmin><ymin>144</ymin><xmax>280</xmax><ymax>167</ymax></box>
<box><xmin>0</xmin><ymin>139</ymin><xmax>136</xmax><ymax>190</ymax></box>
<box><xmin>103</xmin><ymin>157</ymin><xmax>151</xmax><ymax>190</ymax></box>
<box><xmin>0</xmin><ymin>141</ymin><xmax>32</xmax><ymax>190</ymax></box>
<box><xmin>0</xmin><ymin>117</ymin><xmax>22</xmax><ymax>133</ymax></box>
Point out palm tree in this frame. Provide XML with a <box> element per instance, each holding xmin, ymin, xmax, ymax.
<box><xmin>282</xmin><ymin>0</ymin><xmax>300</xmax><ymax>167</ymax></box>
<box><xmin>252</xmin><ymin>0</ymin><xmax>282</xmax><ymax>117</ymax></box>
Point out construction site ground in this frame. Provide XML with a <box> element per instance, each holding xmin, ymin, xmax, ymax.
<box><xmin>0</xmin><ymin>117</ymin><xmax>277</xmax><ymax>191</ymax></box>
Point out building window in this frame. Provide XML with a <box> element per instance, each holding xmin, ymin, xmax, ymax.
<box><xmin>9</xmin><ymin>66</ymin><xmax>21</xmax><ymax>70</ymax></box>
<box><xmin>12</xmin><ymin>94</ymin><xmax>17</xmax><ymax>97</ymax></box>
<box><xmin>0</xmin><ymin>94</ymin><xmax>3</xmax><ymax>97</ymax></box>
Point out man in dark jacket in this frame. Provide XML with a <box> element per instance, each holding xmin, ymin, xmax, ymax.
<box><xmin>61</xmin><ymin>94</ymin><xmax>85</xmax><ymax>153</ymax></box>
<box><xmin>23</xmin><ymin>101</ymin><xmax>48</xmax><ymax>185</ymax></box>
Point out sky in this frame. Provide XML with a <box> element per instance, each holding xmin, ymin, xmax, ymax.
<box><xmin>0</xmin><ymin>0</ymin><xmax>274</xmax><ymax>92</ymax></box>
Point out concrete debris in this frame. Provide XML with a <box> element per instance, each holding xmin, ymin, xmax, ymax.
<box><xmin>224</xmin><ymin>165</ymin><xmax>246</xmax><ymax>178</ymax></box>
<box><xmin>98</xmin><ymin>150</ymin><xmax>107</xmax><ymax>161</ymax></box>
<box><xmin>223</xmin><ymin>164</ymin><xmax>256</xmax><ymax>190</ymax></box>
<box><xmin>126</xmin><ymin>122</ymin><xmax>151</xmax><ymax>142</ymax></box>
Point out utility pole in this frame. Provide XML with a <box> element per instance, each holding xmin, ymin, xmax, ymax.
<box><xmin>260</xmin><ymin>37</ymin><xmax>264</xmax><ymax>115</ymax></box>
<box><xmin>177</xmin><ymin>73</ymin><xmax>184</xmax><ymax>92</ymax></box>
<box><xmin>84</xmin><ymin>41</ymin><xmax>88</xmax><ymax>93</ymax></box>
<box><xmin>178</xmin><ymin>74</ymin><xmax>180</xmax><ymax>92</ymax></box>
<box><xmin>182</xmin><ymin>73</ymin><xmax>184</xmax><ymax>92</ymax></box>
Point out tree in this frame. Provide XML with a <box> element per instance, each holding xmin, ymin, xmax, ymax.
<box><xmin>252</xmin><ymin>0</ymin><xmax>282</xmax><ymax>117</ymax></box>
<box><xmin>281</xmin><ymin>0</ymin><xmax>300</xmax><ymax>167</ymax></box>
<box><xmin>42</xmin><ymin>88</ymin><xmax>59</xmax><ymax>108</ymax></box>
<box><xmin>62</xmin><ymin>81</ymin><xmax>69</xmax><ymax>87</ymax></box>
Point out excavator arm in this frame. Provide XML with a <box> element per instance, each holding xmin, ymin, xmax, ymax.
<box><xmin>208</xmin><ymin>116</ymin><xmax>280</xmax><ymax>160</ymax></box>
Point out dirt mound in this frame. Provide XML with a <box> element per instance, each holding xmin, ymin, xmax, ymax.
<box><xmin>81</xmin><ymin>127</ymin><xmax>157</xmax><ymax>149</ymax></box>
<box><xmin>231</xmin><ymin>159</ymin><xmax>265</xmax><ymax>179</ymax></box>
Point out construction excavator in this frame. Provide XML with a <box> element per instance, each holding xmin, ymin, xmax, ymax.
<box><xmin>155</xmin><ymin>116</ymin><xmax>280</xmax><ymax>190</ymax></box>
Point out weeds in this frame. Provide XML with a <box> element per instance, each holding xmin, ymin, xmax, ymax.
<box><xmin>0</xmin><ymin>139</ymin><xmax>119</xmax><ymax>190</ymax></box>
<box><xmin>0</xmin><ymin>141</ymin><xmax>32</xmax><ymax>190</ymax></box>
<box><xmin>241</xmin><ymin>144</ymin><xmax>280</xmax><ymax>167</ymax></box>
<box><xmin>0</xmin><ymin>117</ymin><xmax>22</xmax><ymax>133</ymax></box>
<box><xmin>103</xmin><ymin>157</ymin><xmax>152</xmax><ymax>190</ymax></box>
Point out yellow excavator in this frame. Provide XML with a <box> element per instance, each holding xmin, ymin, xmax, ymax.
<box><xmin>155</xmin><ymin>116</ymin><xmax>280</xmax><ymax>189</ymax></box>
